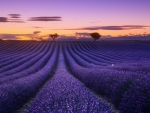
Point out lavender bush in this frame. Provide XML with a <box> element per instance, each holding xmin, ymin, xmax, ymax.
<box><xmin>0</xmin><ymin>41</ymin><xmax>150</xmax><ymax>112</ymax></box>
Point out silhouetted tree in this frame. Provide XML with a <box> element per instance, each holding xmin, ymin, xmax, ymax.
<box><xmin>49</xmin><ymin>33</ymin><xmax>59</xmax><ymax>41</ymax></box>
<box><xmin>90</xmin><ymin>32</ymin><xmax>101</xmax><ymax>41</ymax></box>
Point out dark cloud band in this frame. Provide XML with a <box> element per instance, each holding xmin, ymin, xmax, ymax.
<box><xmin>0</xmin><ymin>14</ymin><xmax>24</xmax><ymax>23</ymax></box>
<box><xmin>32</xmin><ymin>26</ymin><xmax>42</xmax><ymax>28</ymax></box>
<box><xmin>75</xmin><ymin>32</ymin><xmax>90</xmax><ymax>37</ymax></box>
<box><xmin>8</xmin><ymin>14</ymin><xmax>21</xmax><ymax>18</ymax></box>
<box><xmin>28</xmin><ymin>16</ymin><xmax>62</xmax><ymax>21</ymax></box>
<box><xmin>0</xmin><ymin>17</ymin><xmax>8</xmax><ymax>22</ymax></box>
<box><xmin>33</xmin><ymin>31</ymin><xmax>41</xmax><ymax>34</ymax></box>
<box><xmin>60</xmin><ymin>25</ymin><xmax>149</xmax><ymax>30</ymax></box>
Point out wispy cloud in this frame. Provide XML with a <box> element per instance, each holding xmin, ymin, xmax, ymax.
<box><xmin>55</xmin><ymin>35</ymin><xmax>77</xmax><ymax>41</ymax></box>
<box><xmin>0</xmin><ymin>14</ymin><xmax>25</xmax><ymax>23</ymax></box>
<box><xmin>33</xmin><ymin>31</ymin><xmax>41</xmax><ymax>34</ymax></box>
<box><xmin>55</xmin><ymin>35</ymin><xmax>94</xmax><ymax>41</ymax></box>
<box><xmin>8</xmin><ymin>19</ymin><xmax>25</xmax><ymax>23</ymax></box>
<box><xmin>1</xmin><ymin>14</ymin><xmax>62</xmax><ymax>23</ymax></box>
<box><xmin>32</xmin><ymin>26</ymin><xmax>43</xmax><ymax>28</ymax></box>
<box><xmin>0</xmin><ymin>34</ymin><xmax>17</xmax><ymax>40</ymax></box>
<box><xmin>0</xmin><ymin>34</ymin><xmax>33</xmax><ymax>40</ymax></box>
<box><xmin>57</xmin><ymin>25</ymin><xmax>150</xmax><ymax>30</ymax></box>
<box><xmin>1</xmin><ymin>33</ymin><xmax>150</xmax><ymax>41</ymax></box>
<box><xmin>108</xmin><ymin>34</ymin><xmax>150</xmax><ymax>40</ymax></box>
<box><xmin>0</xmin><ymin>17</ymin><xmax>8</xmax><ymax>22</ymax></box>
<box><xmin>28</xmin><ymin>16</ymin><xmax>62</xmax><ymax>21</ymax></box>
<box><xmin>48</xmin><ymin>33</ymin><xmax>150</xmax><ymax>41</ymax></box>
<box><xmin>8</xmin><ymin>14</ymin><xmax>25</xmax><ymax>23</ymax></box>
<box><xmin>8</xmin><ymin>14</ymin><xmax>21</xmax><ymax>18</ymax></box>
<box><xmin>91</xmin><ymin>21</ymin><xmax>100</xmax><ymax>23</ymax></box>
<box><xmin>75</xmin><ymin>32</ymin><xmax>90</xmax><ymax>37</ymax></box>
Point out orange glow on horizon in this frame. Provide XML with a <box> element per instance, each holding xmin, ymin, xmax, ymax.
<box><xmin>0</xmin><ymin>24</ymin><xmax>150</xmax><ymax>40</ymax></box>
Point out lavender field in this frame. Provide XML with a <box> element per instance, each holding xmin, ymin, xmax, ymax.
<box><xmin>0</xmin><ymin>40</ymin><xmax>150</xmax><ymax>113</ymax></box>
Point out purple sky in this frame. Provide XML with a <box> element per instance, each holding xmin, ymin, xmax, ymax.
<box><xmin>0</xmin><ymin>0</ymin><xmax>150</xmax><ymax>40</ymax></box>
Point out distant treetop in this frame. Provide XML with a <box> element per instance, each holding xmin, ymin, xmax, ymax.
<box><xmin>49</xmin><ymin>33</ymin><xmax>59</xmax><ymax>41</ymax></box>
<box><xmin>90</xmin><ymin>32</ymin><xmax>101</xmax><ymax>41</ymax></box>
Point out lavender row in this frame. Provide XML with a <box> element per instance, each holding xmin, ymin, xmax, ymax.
<box><xmin>0</xmin><ymin>42</ymin><xmax>42</xmax><ymax>66</ymax></box>
<box><xmin>83</xmin><ymin>41</ymin><xmax>150</xmax><ymax>73</ymax></box>
<box><xmin>64</xmin><ymin>43</ymin><xmax>148</xmax><ymax>112</ymax></box>
<box><xmin>0</xmin><ymin>41</ymin><xmax>36</xmax><ymax>58</ymax></box>
<box><xmin>84</xmin><ymin>41</ymin><xmax>150</xmax><ymax>52</ymax></box>
<box><xmin>79</xmin><ymin>42</ymin><xmax>128</xmax><ymax>61</ymax></box>
<box><xmin>0</xmin><ymin>41</ymin><xmax>37</xmax><ymax>54</ymax></box>
<box><xmin>75</xmin><ymin>42</ymin><xmax>132</xmax><ymax>64</ymax></box>
<box><xmin>0</xmin><ymin>42</ymin><xmax>52</xmax><ymax>79</ymax></box>
<box><xmin>0</xmin><ymin>41</ymin><xmax>41</xmax><ymax>62</ymax></box>
<box><xmin>0</xmin><ymin>42</ymin><xmax>58</xmax><ymax>113</ymax></box>
<box><xmin>0</xmin><ymin>41</ymin><xmax>25</xmax><ymax>55</ymax></box>
<box><xmin>0</xmin><ymin>41</ymin><xmax>42</xmax><ymax>63</ymax></box>
<box><xmin>119</xmin><ymin>75</ymin><xmax>150</xmax><ymax>113</ymax></box>
<box><xmin>66</xmin><ymin>42</ymin><xmax>102</xmax><ymax>68</ymax></box>
<box><xmin>79</xmin><ymin>41</ymin><xmax>150</xmax><ymax>63</ymax></box>
<box><xmin>70</xmin><ymin>42</ymin><xmax>108</xmax><ymax>66</ymax></box>
<box><xmin>26</xmin><ymin>43</ymin><xmax>114</xmax><ymax>113</ymax></box>
<box><xmin>73</xmin><ymin>42</ymin><xmax>114</xmax><ymax>65</ymax></box>
<box><xmin>0</xmin><ymin>42</ymin><xmax>48</xmax><ymax>73</ymax></box>
<box><xmin>0</xmin><ymin>42</ymin><xmax>54</xmax><ymax>85</ymax></box>
<box><xmin>79</xmin><ymin>41</ymin><xmax>145</xmax><ymax>60</ymax></box>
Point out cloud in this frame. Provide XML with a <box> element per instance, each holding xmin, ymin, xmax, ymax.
<box><xmin>91</xmin><ymin>21</ymin><xmax>100</xmax><ymax>23</ymax></box>
<box><xmin>59</xmin><ymin>25</ymin><xmax>150</xmax><ymax>30</ymax></box>
<box><xmin>50</xmin><ymin>35</ymin><xmax>93</xmax><ymax>41</ymax></box>
<box><xmin>0</xmin><ymin>17</ymin><xmax>8</xmax><ymax>22</ymax></box>
<box><xmin>28</xmin><ymin>16</ymin><xmax>62</xmax><ymax>21</ymax></box>
<box><xmin>47</xmin><ymin>33</ymin><xmax>92</xmax><ymax>41</ymax></box>
<box><xmin>8</xmin><ymin>14</ymin><xmax>25</xmax><ymax>23</ymax></box>
<box><xmin>105</xmin><ymin>34</ymin><xmax>150</xmax><ymax>40</ymax></box>
<box><xmin>1</xmin><ymin>32</ymin><xmax>150</xmax><ymax>41</ymax></box>
<box><xmin>8</xmin><ymin>19</ymin><xmax>25</xmax><ymax>23</ymax></box>
<box><xmin>57</xmin><ymin>35</ymin><xmax>94</xmax><ymax>41</ymax></box>
<box><xmin>0</xmin><ymin>34</ymin><xmax>17</xmax><ymax>40</ymax></box>
<box><xmin>55</xmin><ymin>35</ymin><xmax>77</xmax><ymax>41</ymax></box>
<box><xmin>56</xmin><ymin>33</ymin><xmax>150</xmax><ymax>41</ymax></box>
<box><xmin>33</xmin><ymin>31</ymin><xmax>41</xmax><ymax>34</ymax></box>
<box><xmin>0</xmin><ymin>33</ymin><xmax>35</xmax><ymax>40</ymax></box>
<box><xmin>0</xmin><ymin>14</ymin><xmax>24</xmax><ymax>23</ymax></box>
<box><xmin>75</xmin><ymin>32</ymin><xmax>91</xmax><ymax>38</ymax></box>
<box><xmin>32</xmin><ymin>26</ymin><xmax>42</xmax><ymax>28</ymax></box>
<box><xmin>8</xmin><ymin>14</ymin><xmax>21</xmax><ymax>18</ymax></box>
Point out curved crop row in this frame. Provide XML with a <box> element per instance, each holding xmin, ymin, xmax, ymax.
<box><xmin>0</xmin><ymin>42</ymin><xmax>53</xmax><ymax>79</ymax></box>
<box><xmin>0</xmin><ymin>42</ymin><xmax>42</xmax><ymax>66</ymax></box>
<box><xmin>0</xmin><ymin>42</ymin><xmax>58</xmax><ymax>113</ymax></box>
<box><xmin>0</xmin><ymin>41</ymin><xmax>35</xmax><ymax>59</ymax></box>
<box><xmin>26</xmin><ymin>43</ymin><xmax>114</xmax><ymax>113</ymax></box>
<box><xmin>64</xmin><ymin>42</ymin><xmax>150</xmax><ymax>112</ymax></box>
<box><xmin>1</xmin><ymin>42</ymin><xmax>55</xmax><ymax>82</ymax></box>
<box><xmin>66</xmin><ymin>42</ymin><xmax>101</xmax><ymax>68</ymax></box>
<box><xmin>74</xmin><ymin>42</ymin><xmax>130</xmax><ymax>64</ymax></box>
<box><xmin>79</xmin><ymin>41</ymin><xmax>150</xmax><ymax>63</ymax></box>
<box><xmin>0</xmin><ymin>41</ymin><xmax>150</xmax><ymax>113</ymax></box>
<box><xmin>79</xmin><ymin>42</ymin><xmax>127</xmax><ymax>61</ymax></box>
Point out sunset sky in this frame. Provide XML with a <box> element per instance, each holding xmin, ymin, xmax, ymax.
<box><xmin>0</xmin><ymin>0</ymin><xmax>150</xmax><ymax>40</ymax></box>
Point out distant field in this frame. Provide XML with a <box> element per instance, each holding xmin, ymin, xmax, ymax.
<box><xmin>0</xmin><ymin>40</ymin><xmax>150</xmax><ymax>113</ymax></box>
